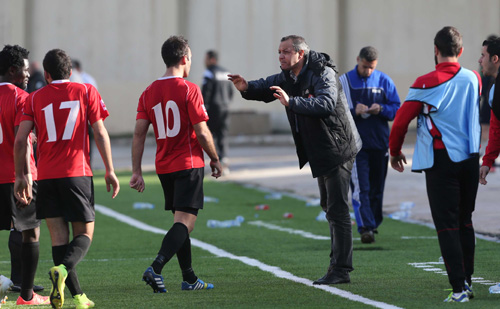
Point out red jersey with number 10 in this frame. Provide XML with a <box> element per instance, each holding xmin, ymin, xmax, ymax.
<box><xmin>0</xmin><ymin>83</ymin><xmax>37</xmax><ymax>183</ymax></box>
<box><xmin>21</xmin><ymin>81</ymin><xmax>109</xmax><ymax>180</ymax></box>
<box><xmin>137</xmin><ymin>76</ymin><xmax>209</xmax><ymax>174</ymax></box>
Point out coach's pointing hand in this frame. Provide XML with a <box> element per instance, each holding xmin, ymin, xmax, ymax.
<box><xmin>228</xmin><ymin>74</ymin><xmax>248</xmax><ymax>92</ymax></box>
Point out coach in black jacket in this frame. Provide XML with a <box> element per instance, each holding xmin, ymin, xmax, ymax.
<box><xmin>229</xmin><ymin>35</ymin><xmax>360</xmax><ymax>284</ymax></box>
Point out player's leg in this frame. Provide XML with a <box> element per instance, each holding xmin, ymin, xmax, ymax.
<box><xmin>174</xmin><ymin>210</ymin><xmax>213</xmax><ymax>290</ymax></box>
<box><xmin>368</xmin><ymin>149</ymin><xmax>389</xmax><ymax>229</ymax></box>
<box><xmin>425</xmin><ymin>150</ymin><xmax>466</xmax><ymax>295</ymax></box>
<box><xmin>46</xmin><ymin>217</ymin><xmax>70</xmax><ymax>308</ymax></box>
<box><xmin>351</xmin><ymin>149</ymin><xmax>376</xmax><ymax>242</ymax></box>
<box><xmin>8</xmin><ymin>229</ymin><xmax>22</xmax><ymax>288</ymax></box>
<box><xmin>6</xmin><ymin>181</ymin><xmax>48</xmax><ymax>305</ymax></box>
<box><xmin>313</xmin><ymin>158</ymin><xmax>354</xmax><ymax>285</ymax></box>
<box><xmin>458</xmin><ymin>156</ymin><xmax>479</xmax><ymax>294</ymax></box>
<box><xmin>43</xmin><ymin>177</ymin><xmax>95</xmax><ymax>308</ymax></box>
<box><xmin>1</xmin><ymin>184</ymin><xmax>22</xmax><ymax>288</ymax></box>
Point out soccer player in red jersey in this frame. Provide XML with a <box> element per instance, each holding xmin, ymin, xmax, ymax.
<box><xmin>14</xmin><ymin>48</ymin><xmax>120</xmax><ymax>309</ymax></box>
<box><xmin>389</xmin><ymin>27</ymin><xmax>480</xmax><ymax>303</ymax></box>
<box><xmin>0</xmin><ymin>45</ymin><xmax>49</xmax><ymax>305</ymax></box>
<box><xmin>130</xmin><ymin>36</ymin><xmax>222</xmax><ymax>293</ymax></box>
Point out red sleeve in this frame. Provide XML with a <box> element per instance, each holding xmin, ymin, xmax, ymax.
<box><xmin>482</xmin><ymin>110</ymin><xmax>500</xmax><ymax>168</ymax></box>
<box><xmin>136</xmin><ymin>90</ymin><xmax>150</xmax><ymax>121</ymax></box>
<box><xmin>389</xmin><ymin>101</ymin><xmax>423</xmax><ymax>156</ymax></box>
<box><xmin>86</xmin><ymin>84</ymin><xmax>109</xmax><ymax>124</ymax></box>
<box><xmin>14</xmin><ymin>90</ymin><xmax>29</xmax><ymax>126</ymax></box>
<box><xmin>187</xmin><ymin>84</ymin><xmax>209</xmax><ymax>125</ymax></box>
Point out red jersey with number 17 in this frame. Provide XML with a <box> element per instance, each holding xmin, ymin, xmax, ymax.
<box><xmin>0</xmin><ymin>83</ymin><xmax>37</xmax><ymax>184</ymax></box>
<box><xmin>137</xmin><ymin>76</ymin><xmax>209</xmax><ymax>174</ymax></box>
<box><xmin>21</xmin><ymin>81</ymin><xmax>109</xmax><ymax>180</ymax></box>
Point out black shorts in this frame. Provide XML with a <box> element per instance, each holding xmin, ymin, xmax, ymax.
<box><xmin>37</xmin><ymin>177</ymin><xmax>95</xmax><ymax>222</ymax></box>
<box><xmin>0</xmin><ymin>182</ymin><xmax>41</xmax><ymax>231</ymax></box>
<box><xmin>158</xmin><ymin>168</ymin><xmax>204</xmax><ymax>215</ymax></box>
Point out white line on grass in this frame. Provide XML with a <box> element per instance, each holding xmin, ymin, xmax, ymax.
<box><xmin>95</xmin><ymin>204</ymin><xmax>403</xmax><ymax>309</ymax></box>
<box><xmin>408</xmin><ymin>262</ymin><xmax>497</xmax><ymax>285</ymax></box>
<box><xmin>247</xmin><ymin>220</ymin><xmax>362</xmax><ymax>242</ymax></box>
<box><xmin>248</xmin><ymin>220</ymin><xmax>330</xmax><ymax>240</ymax></box>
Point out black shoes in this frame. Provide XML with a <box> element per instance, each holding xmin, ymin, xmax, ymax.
<box><xmin>361</xmin><ymin>230</ymin><xmax>375</xmax><ymax>244</ymax></box>
<box><xmin>9</xmin><ymin>284</ymin><xmax>44</xmax><ymax>292</ymax></box>
<box><xmin>313</xmin><ymin>268</ymin><xmax>350</xmax><ymax>285</ymax></box>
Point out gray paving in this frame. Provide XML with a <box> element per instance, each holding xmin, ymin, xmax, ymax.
<box><xmin>93</xmin><ymin>131</ymin><xmax>500</xmax><ymax>238</ymax></box>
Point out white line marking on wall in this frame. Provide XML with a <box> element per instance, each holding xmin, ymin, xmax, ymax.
<box><xmin>95</xmin><ymin>205</ymin><xmax>403</xmax><ymax>309</ymax></box>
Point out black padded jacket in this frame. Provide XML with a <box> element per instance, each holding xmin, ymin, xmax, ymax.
<box><xmin>242</xmin><ymin>50</ymin><xmax>361</xmax><ymax>177</ymax></box>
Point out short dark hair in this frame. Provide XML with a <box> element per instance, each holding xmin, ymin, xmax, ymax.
<box><xmin>281</xmin><ymin>35</ymin><xmax>310</xmax><ymax>56</ymax></box>
<box><xmin>483</xmin><ymin>36</ymin><xmax>500</xmax><ymax>59</ymax></box>
<box><xmin>161</xmin><ymin>36</ymin><xmax>189</xmax><ymax>68</ymax></box>
<box><xmin>359</xmin><ymin>46</ymin><xmax>378</xmax><ymax>62</ymax></box>
<box><xmin>72</xmin><ymin>59</ymin><xmax>81</xmax><ymax>70</ymax></box>
<box><xmin>0</xmin><ymin>45</ymin><xmax>29</xmax><ymax>75</ymax></box>
<box><xmin>43</xmin><ymin>49</ymin><xmax>72</xmax><ymax>80</ymax></box>
<box><xmin>434</xmin><ymin>26</ymin><xmax>463</xmax><ymax>57</ymax></box>
<box><xmin>206</xmin><ymin>50</ymin><xmax>218</xmax><ymax>62</ymax></box>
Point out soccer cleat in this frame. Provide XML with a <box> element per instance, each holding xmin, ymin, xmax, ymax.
<box><xmin>16</xmin><ymin>292</ymin><xmax>50</xmax><ymax>305</ymax></box>
<box><xmin>142</xmin><ymin>267</ymin><xmax>167</xmax><ymax>293</ymax></box>
<box><xmin>49</xmin><ymin>265</ymin><xmax>68</xmax><ymax>309</ymax></box>
<box><xmin>181</xmin><ymin>278</ymin><xmax>214</xmax><ymax>291</ymax></box>
<box><xmin>443</xmin><ymin>291</ymin><xmax>469</xmax><ymax>303</ymax></box>
<box><xmin>464</xmin><ymin>281</ymin><xmax>474</xmax><ymax>299</ymax></box>
<box><xmin>73</xmin><ymin>293</ymin><xmax>95</xmax><ymax>309</ymax></box>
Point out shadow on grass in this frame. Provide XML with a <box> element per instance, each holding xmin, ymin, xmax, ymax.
<box><xmin>353</xmin><ymin>246</ymin><xmax>386</xmax><ymax>251</ymax></box>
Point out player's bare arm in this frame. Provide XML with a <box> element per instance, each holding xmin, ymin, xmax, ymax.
<box><xmin>479</xmin><ymin>166</ymin><xmax>490</xmax><ymax>185</ymax></box>
<box><xmin>92</xmin><ymin>120</ymin><xmax>120</xmax><ymax>198</ymax></box>
<box><xmin>193</xmin><ymin>121</ymin><xmax>222</xmax><ymax>178</ymax></box>
<box><xmin>228</xmin><ymin>74</ymin><xmax>248</xmax><ymax>92</ymax></box>
<box><xmin>13</xmin><ymin>120</ymin><xmax>34</xmax><ymax>205</ymax></box>
<box><xmin>130</xmin><ymin>119</ymin><xmax>150</xmax><ymax>192</ymax></box>
<box><xmin>390</xmin><ymin>153</ymin><xmax>407</xmax><ymax>173</ymax></box>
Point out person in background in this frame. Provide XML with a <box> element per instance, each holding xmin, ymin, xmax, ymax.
<box><xmin>26</xmin><ymin>61</ymin><xmax>46</xmax><ymax>93</ymax></box>
<box><xmin>339</xmin><ymin>46</ymin><xmax>400</xmax><ymax>243</ymax></box>
<box><xmin>202</xmin><ymin>50</ymin><xmax>233</xmax><ymax>169</ymax></box>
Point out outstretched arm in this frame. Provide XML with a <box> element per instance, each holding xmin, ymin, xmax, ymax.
<box><xmin>227</xmin><ymin>74</ymin><xmax>248</xmax><ymax>92</ymax></box>
<box><xmin>92</xmin><ymin>120</ymin><xmax>120</xmax><ymax>198</ymax></box>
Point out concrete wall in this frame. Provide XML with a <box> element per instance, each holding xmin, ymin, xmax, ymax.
<box><xmin>1</xmin><ymin>0</ymin><xmax>499</xmax><ymax>134</ymax></box>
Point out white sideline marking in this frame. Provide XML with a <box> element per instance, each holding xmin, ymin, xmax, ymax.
<box><xmin>95</xmin><ymin>205</ymin><xmax>403</xmax><ymax>309</ymax></box>
<box><xmin>401</xmin><ymin>236</ymin><xmax>437</xmax><ymax>240</ymax></box>
<box><xmin>409</xmin><ymin>262</ymin><xmax>497</xmax><ymax>285</ymax></box>
<box><xmin>248</xmin><ymin>220</ymin><xmax>330</xmax><ymax>240</ymax></box>
<box><xmin>247</xmin><ymin>220</ymin><xmax>361</xmax><ymax>242</ymax></box>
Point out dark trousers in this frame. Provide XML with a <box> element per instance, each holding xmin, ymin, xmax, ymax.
<box><xmin>425</xmin><ymin>149</ymin><xmax>478</xmax><ymax>292</ymax></box>
<box><xmin>207</xmin><ymin>109</ymin><xmax>228</xmax><ymax>161</ymax></box>
<box><xmin>317</xmin><ymin>158</ymin><xmax>354</xmax><ymax>272</ymax></box>
<box><xmin>350</xmin><ymin>149</ymin><xmax>388</xmax><ymax>233</ymax></box>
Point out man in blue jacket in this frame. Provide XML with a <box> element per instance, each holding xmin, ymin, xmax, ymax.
<box><xmin>229</xmin><ymin>35</ymin><xmax>360</xmax><ymax>285</ymax></box>
<box><xmin>339</xmin><ymin>47</ymin><xmax>400</xmax><ymax>243</ymax></box>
